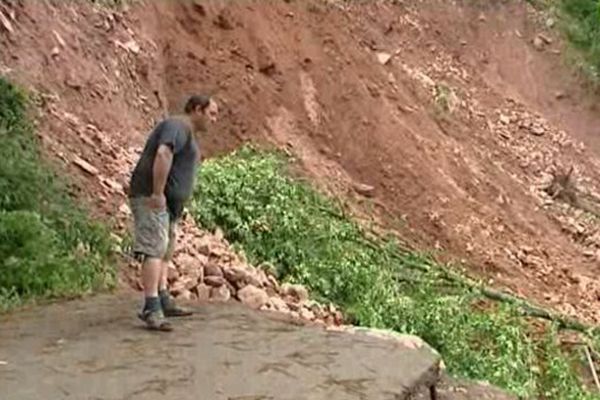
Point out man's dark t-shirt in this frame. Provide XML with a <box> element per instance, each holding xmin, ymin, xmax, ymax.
<box><xmin>129</xmin><ymin>117</ymin><xmax>200</xmax><ymax>219</ymax></box>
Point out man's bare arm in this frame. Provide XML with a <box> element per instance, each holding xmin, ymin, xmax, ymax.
<box><xmin>149</xmin><ymin>144</ymin><xmax>173</xmax><ymax>209</ymax></box>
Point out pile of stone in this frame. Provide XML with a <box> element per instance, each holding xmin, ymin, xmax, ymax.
<box><xmin>128</xmin><ymin>217</ymin><xmax>344</xmax><ymax>326</ymax></box>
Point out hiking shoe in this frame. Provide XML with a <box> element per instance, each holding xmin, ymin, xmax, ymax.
<box><xmin>138</xmin><ymin>309</ymin><xmax>173</xmax><ymax>332</ymax></box>
<box><xmin>162</xmin><ymin>296</ymin><xmax>194</xmax><ymax>317</ymax></box>
<box><xmin>163</xmin><ymin>302</ymin><xmax>194</xmax><ymax>318</ymax></box>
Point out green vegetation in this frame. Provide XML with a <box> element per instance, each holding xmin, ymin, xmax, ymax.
<box><xmin>558</xmin><ymin>0</ymin><xmax>600</xmax><ymax>83</ymax></box>
<box><xmin>0</xmin><ymin>77</ymin><xmax>115</xmax><ymax>310</ymax></box>
<box><xmin>90</xmin><ymin>0</ymin><xmax>137</xmax><ymax>9</ymax></box>
<box><xmin>192</xmin><ymin>147</ymin><xmax>600</xmax><ymax>399</ymax></box>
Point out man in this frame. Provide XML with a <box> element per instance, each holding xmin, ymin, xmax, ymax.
<box><xmin>129</xmin><ymin>94</ymin><xmax>218</xmax><ymax>331</ymax></box>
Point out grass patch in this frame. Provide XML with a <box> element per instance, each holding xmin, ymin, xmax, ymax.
<box><xmin>0</xmin><ymin>77</ymin><xmax>115</xmax><ymax>310</ymax></box>
<box><xmin>191</xmin><ymin>147</ymin><xmax>599</xmax><ymax>399</ymax></box>
<box><xmin>557</xmin><ymin>0</ymin><xmax>600</xmax><ymax>85</ymax></box>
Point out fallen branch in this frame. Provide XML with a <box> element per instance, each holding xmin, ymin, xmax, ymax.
<box><xmin>391</xmin><ymin>258</ymin><xmax>599</xmax><ymax>335</ymax></box>
<box><xmin>394</xmin><ymin>273</ymin><xmax>459</xmax><ymax>290</ymax></box>
<box><xmin>478</xmin><ymin>286</ymin><xmax>593</xmax><ymax>334</ymax></box>
<box><xmin>439</xmin><ymin>267</ymin><xmax>598</xmax><ymax>334</ymax></box>
<box><xmin>543</xmin><ymin>166</ymin><xmax>600</xmax><ymax>218</ymax></box>
<box><xmin>585</xmin><ymin>345</ymin><xmax>600</xmax><ymax>392</ymax></box>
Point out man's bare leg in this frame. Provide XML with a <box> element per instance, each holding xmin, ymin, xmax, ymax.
<box><xmin>140</xmin><ymin>256</ymin><xmax>173</xmax><ymax>331</ymax></box>
<box><xmin>158</xmin><ymin>221</ymin><xmax>193</xmax><ymax>317</ymax></box>
<box><xmin>159</xmin><ymin>259</ymin><xmax>193</xmax><ymax>317</ymax></box>
<box><xmin>158</xmin><ymin>260</ymin><xmax>169</xmax><ymax>293</ymax></box>
<box><xmin>143</xmin><ymin>257</ymin><xmax>162</xmax><ymax>298</ymax></box>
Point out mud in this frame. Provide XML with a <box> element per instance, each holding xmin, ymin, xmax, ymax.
<box><xmin>0</xmin><ymin>294</ymin><xmax>440</xmax><ymax>400</ymax></box>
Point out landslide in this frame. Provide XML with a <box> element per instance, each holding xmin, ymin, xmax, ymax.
<box><xmin>1</xmin><ymin>0</ymin><xmax>599</xmax><ymax>326</ymax></box>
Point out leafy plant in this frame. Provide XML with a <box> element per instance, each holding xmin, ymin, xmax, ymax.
<box><xmin>558</xmin><ymin>0</ymin><xmax>600</xmax><ymax>84</ymax></box>
<box><xmin>0</xmin><ymin>77</ymin><xmax>115</xmax><ymax>308</ymax></box>
<box><xmin>191</xmin><ymin>147</ymin><xmax>599</xmax><ymax>399</ymax></box>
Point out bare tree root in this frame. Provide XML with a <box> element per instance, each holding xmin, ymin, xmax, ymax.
<box><xmin>544</xmin><ymin>165</ymin><xmax>600</xmax><ymax>218</ymax></box>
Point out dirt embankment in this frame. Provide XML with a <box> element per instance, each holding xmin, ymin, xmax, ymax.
<box><xmin>1</xmin><ymin>0</ymin><xmax>600</xmax><ymax>323</ymax></box>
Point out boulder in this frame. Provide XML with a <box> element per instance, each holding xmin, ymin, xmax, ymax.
<box><xmin>237</xmin><ymin>285</ymin><xmax>269</xmax><ymax>310</ymax></box>
<box><xmin>204</xmin><ymin>264</ymin><xmax>224</xmax><ymax>277</ymax></box>
<box><xmin>204</xmin><ymin>276</ymin><xmax>227</xmax><ymax>287</ymax></box>
<box><xmin>195</xmin><ymin>283</ymin><xmax>211</xmax><ymax>302</ymax></box>
<box><xmin>281</xmin><ymin>283</ymin><xmax>309</xmax><ymax>303</ymax></box>
<box><xmin>210</xmin><ymin>285</ymin><xmax>231</xmax><ymax>302</ymax></box>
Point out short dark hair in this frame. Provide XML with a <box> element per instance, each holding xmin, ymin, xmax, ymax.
<box><xmin>184</xmin><ymin>94</ymin><xmax>211</xmax><ymax>114</ymax></box>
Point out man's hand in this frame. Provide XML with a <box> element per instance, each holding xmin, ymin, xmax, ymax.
<box><xmin>147</xmin><ymin>193</ymin><xmax>166</xmax><ymax>211</ymax></box>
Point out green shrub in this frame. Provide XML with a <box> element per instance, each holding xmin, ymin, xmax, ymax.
<box><xmin>559</xmin><ymin>0</ymin><xmax>600</xmax><ymax>81</ymax></box>
<box><xmin>0</xmin><ymin>77</ymin><xmax>115</xmax><ymax>308</ymax></box>
<box><xmin>191</xmin><ymin>147</ymin><xmax>599</xmax><ymax>399</ymax></box>
<box><xmin>0</xmin><ymin>210</ymin><xmax>103</xmax><ymax>298</ymax></box>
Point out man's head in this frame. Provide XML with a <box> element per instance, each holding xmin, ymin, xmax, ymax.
<box><xmin>184</xmin><ymin>94</ymin><xmax>219</xmax><ymax>132</ymax></box>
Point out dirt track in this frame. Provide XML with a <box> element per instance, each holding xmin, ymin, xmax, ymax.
<box><xmin>1</xmin><ymin>0</ymin><xmax>599</xmax><ymax>323</ymax></box>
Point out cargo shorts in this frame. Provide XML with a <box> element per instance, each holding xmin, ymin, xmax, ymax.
<box><xmin>129</xmin><ymin>197</ymin><xmax>178</xmax><ymax>261</ymax></box>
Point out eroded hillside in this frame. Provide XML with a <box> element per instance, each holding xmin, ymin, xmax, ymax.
<box><xmin>1</xmin><ymin>0</ymin><xmax>599</xmax><ymax>326</ymax></box>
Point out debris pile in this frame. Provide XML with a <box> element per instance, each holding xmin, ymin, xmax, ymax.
<box><xmin>124</xmin><ymin>217</ymin><xmax>345</xmax><ymax>326</ymax></box>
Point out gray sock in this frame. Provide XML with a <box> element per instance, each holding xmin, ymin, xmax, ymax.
<box><xmin>159</xmin><ymin>289</ymin><xmax>173</xmax><ymax>309</ymax></box>
<box><xmin>144</xmin><ymin>296</ymin><xmax>161</xmax><ymax>313</ymax></box>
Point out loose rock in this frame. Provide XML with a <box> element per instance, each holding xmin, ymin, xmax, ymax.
<box><xmin>192</xmin><ymin>0</ymin><xmax>207</xmax><ymax>15</ymax></box>
<box><xmin>299</xmin><ymin>307</ymin><xmax>315</xmax><ymax>321</ymax></box>
<box><xmin>256</xmin><ymin>269</ymin><xmax>271</xmax><ymax>287</ymax></box>
<box><xmin>269</xmin><ymin>296</ymin><xmax>289</xmax><ymax>312</ymax></box>
<box><xmin>376</xmin><ymin>52</ymin><xmax>392</xmax><ymax>65</ymax></box>
<box><xmin>354</xmin><ymin>182</ymin><xmax>376</xmax><ymax>197</ymax></box>
<box><xmin>223</xmin><ymin>265</ymin><xmax>249</xmax><ymax>284</ymax></box>
<box><xmin>214</xmin><ymin>9</ymin><xmax>234</xmax><ymax>30</ymax></box>
<box><xmin>196</xmin><ymin>283</ymin><xmax>211</xmax><ymax>302</ymax></box>
<box><xmin>177</xmin><ymin>289</ymin><xmax>193</xmax><ymax>301</ymax></box>
<box><xmin>237</xmin><ymin>285</ymin><xmax>269</xmax><ymax>309</ymax></box>
<box><xmin>499</xmin><ymin>114</ymin><xmax>510</xmax><ymax>125</ymax></box>
<box><xmin>182</xmin><ymin>276</ymin><xmax>199</xmax><ymax>290</ymax></box>
<box><xmin>72</xmin><ymin>156</ymin><xmax>99</xmax><ymax>175</ymax></box>
<box><xmin>267</xmin><ymin>275</ymin><xmax>280</xmax><ymax>291</ymax></box>
<box><xmin>197</xmin><ymin>241</ymin><xmax>211</xmax><ymax>256</ymax></box>
<box><xmin>286</xmin><ymin>301</ymin><xmax>301</xmax><ymax>312</ymax></box>
<box><xmin>538</xmin><ymin>33</ymin><xmax>552</xmax><ymax>44</ymax></box>
<box><xmin>204</xmin><ymin>264</ymin><xmax>224</xmax><ymax>277</ymax></box>
<box><xmin>204</xmin><ymin>276</ymin><xmax>227</xmax><ymax>287</ymax></box>
<box><xmin>0</xmin><ymin>10</ymin><xmax>14</xmax><ymax>34</ymax></box>
<box><xmin>115</xmin><ymin>39</ymin><xmax>140</xmax><ymax>54</ymax></box>
<box><xmin>175</xmin><ymin>253</ymin><xmax>199</xmax><ymax>271</ymax></box>
<box><xmin>532</xmin><ymin>36</ymin><xmax>544</xmax><ymax>51</ymax></box>
<box><xmin>210</xmin><ymin>285</ymin><xmax>231</xmax><ymax>302</ymax></box>
<box><xmin>257</xmin><ymin>44</ymin><xmax>276</xmax><ymax>75</ymax></box>
<box><xmin>530</xmin><ymin>125</ymin><xmax>545</xmax><ymax>136</ymax></box>
<box><xmin>167</xmin><ymin>266</ymin><xmax>180</xmax><ymax>283</ymax></box>
<box><xmin>281</xmin><ymin>283</ymin><xmax>309</xmax><ymax>303</ymax></box>
<box><xmin>170</xmin><ymin>279</ymin><xmax>187</xmax><ymax>295</ymax></box>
